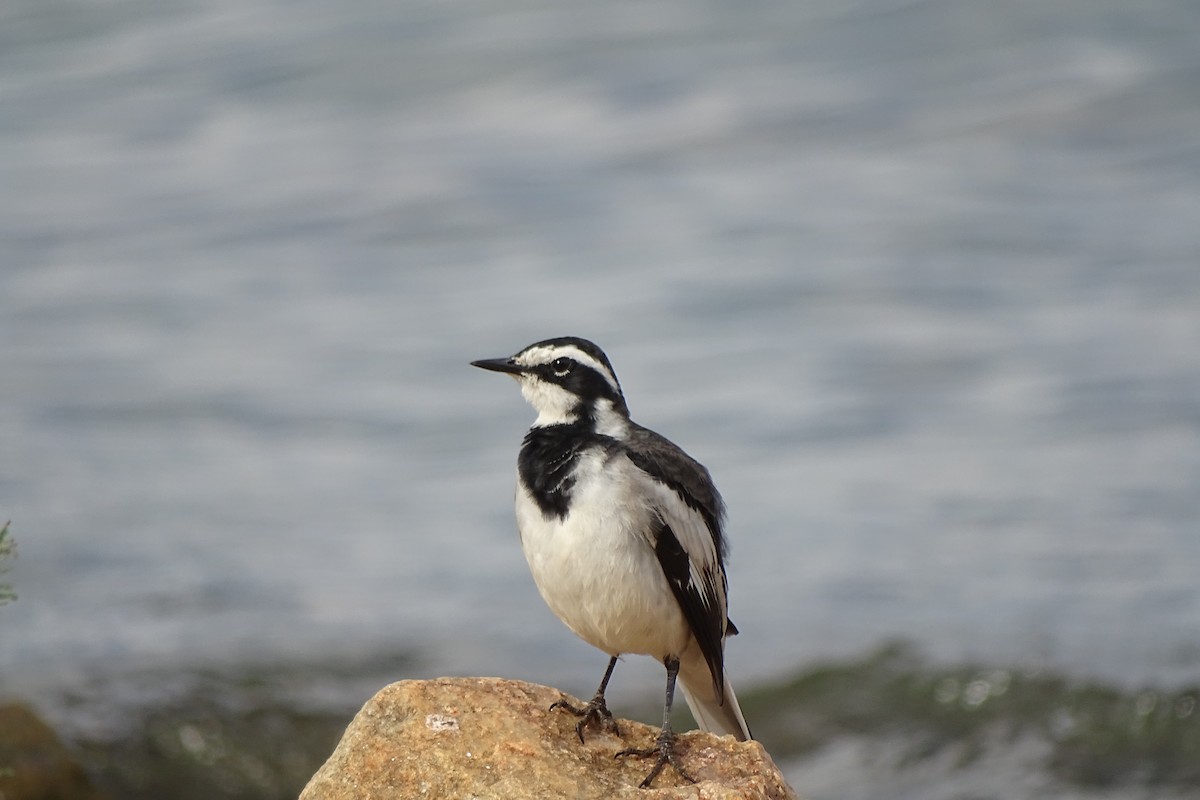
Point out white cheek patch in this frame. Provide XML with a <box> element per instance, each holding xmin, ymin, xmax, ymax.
<box><xmin>522</xmin><ymin>377</ymin><xmax>580</xmax><ymax>427</ymax></box>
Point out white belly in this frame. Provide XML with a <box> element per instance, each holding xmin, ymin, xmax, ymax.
<box><xmin>514</xmin><ymin>453</ymin><xmax>691</xmax><ymax>660</ymax></box>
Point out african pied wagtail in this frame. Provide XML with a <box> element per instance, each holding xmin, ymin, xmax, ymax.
<box><xmin>472</xmin><ymin>336</ymin><xmax>751</xmax><ymax>788</ymax></box>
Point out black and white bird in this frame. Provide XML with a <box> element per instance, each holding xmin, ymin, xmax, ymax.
<box><xmin>471</xmin><ymin>336</ymin><xmax>751</xmax><ymax>788</ymax></box>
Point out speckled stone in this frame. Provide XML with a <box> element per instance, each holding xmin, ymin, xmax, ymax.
<box><xmin>300</xmin><ymin>677</ymin><xmax>800</xmax><ymax>800</ymax></box>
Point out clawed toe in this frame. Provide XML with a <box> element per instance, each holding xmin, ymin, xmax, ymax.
<box><xmin>550</xmin><ymin>694</ymin><xmax>620</xmax><ymax>742</ymax></box>
<box><xmin>616</xmin><ymin>728</ymin><xmax>693</xmax><ymax>788</ymax></box>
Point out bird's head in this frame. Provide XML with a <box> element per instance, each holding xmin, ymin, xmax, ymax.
<box><xmin>472</xmin><ymin>337</ymin><xmax>629</xmax><ymax>433</ymax></box>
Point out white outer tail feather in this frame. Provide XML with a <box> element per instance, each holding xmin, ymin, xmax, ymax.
<box><xmin>677</xmin><ymin>647</ymin><xmax>752</xmax><ymax>740</ymax></box>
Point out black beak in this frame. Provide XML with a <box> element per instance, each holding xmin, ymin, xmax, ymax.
<box><xmin>470</xmin><ymin>356</ymin><xmax>525</xmax><ymax>375</ymax></box>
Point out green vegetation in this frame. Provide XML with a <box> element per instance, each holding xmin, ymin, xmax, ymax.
<box><xmin>0</xmin><ymin>522</ymin><xmax>15</xmax><ymax>606</ymax></box>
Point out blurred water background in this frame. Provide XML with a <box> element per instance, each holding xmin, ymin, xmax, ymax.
<box><xmin>1</xmin><ymin>0</ymin><xmax>1198</xmax><ymax>797</ymax></box>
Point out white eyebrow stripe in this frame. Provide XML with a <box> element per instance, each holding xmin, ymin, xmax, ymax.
<box><xmin>516</xmin><ymin>344</ymin><xmax>622</xmax><ymax>396</ymax></box>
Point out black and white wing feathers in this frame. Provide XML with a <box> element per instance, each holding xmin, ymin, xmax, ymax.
<box><xmin>624</xmin><ymin>423</ymin><xmax>732</xmax><ymax>700</ymax></box>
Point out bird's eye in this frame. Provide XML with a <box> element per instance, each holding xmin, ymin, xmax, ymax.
<box><xmin>551</xmin><ymin>357</ymin><xmax>573</xmax><ymax>376</ymax></box>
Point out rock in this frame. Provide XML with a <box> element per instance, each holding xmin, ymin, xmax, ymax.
<box><xmin>300</xmin><ymin>677</ymin><xmax>799</xmax><ymax>800</ymax></box>
<box><xmin>0</xmin><ymin>703</ymin><xmax>107</xmax><ymax>800</ymax></box>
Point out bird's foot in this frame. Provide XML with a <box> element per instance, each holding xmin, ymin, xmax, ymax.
<box><xmin>550</xmin><ymin>692</ymin><xmax>620</xmax><ymax>743</ymax></box>
<box><xmin>616</xmin><ymin>725</ymin><xmax>694</xmax><ymax>789</ymax></box>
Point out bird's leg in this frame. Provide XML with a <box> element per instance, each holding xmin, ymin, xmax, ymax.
<box><xmin>616</xmin><ymin>655</ymin><xmax>694</xmax><ymax>788</ymax></box>
<box><xmin>551</xmin><ymin>655</ymin><xmax>621</xmax><ymax>742</ymax></box>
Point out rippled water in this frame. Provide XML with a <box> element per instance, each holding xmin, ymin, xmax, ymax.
<box><xmin>2</xmin><ymin>1</ymin><xmax>1199</xmax><ymax>793</ymax></box>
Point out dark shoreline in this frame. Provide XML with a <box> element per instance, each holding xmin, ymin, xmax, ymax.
<box><xmin>3</xmin><ymin>643</ymin><xmax>1198</xmax><ymax>800</ymax></box>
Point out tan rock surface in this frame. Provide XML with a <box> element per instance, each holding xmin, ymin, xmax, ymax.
<box><xmin>300</xmin><ymin>677</ymin><xmax>799</xmax><ymax>800</ymax></box>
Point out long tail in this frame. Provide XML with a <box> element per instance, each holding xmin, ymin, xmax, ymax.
<box><xmin>677</xmin><ymin>647</ymin><xmax>752</xmax><ymax>740</ymax></box>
